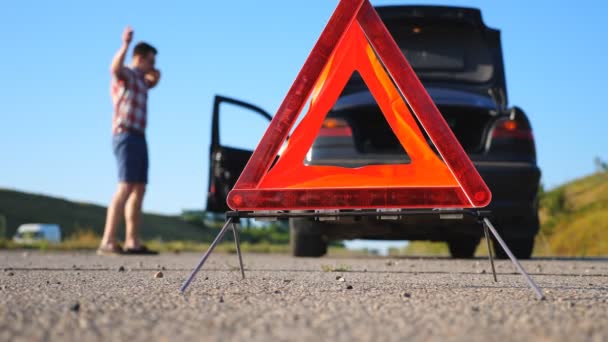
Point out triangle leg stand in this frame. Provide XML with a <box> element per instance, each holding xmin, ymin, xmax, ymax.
<box><xmin>179</xmin><ymin>217</ymin><xmax>245</xmax><ymax>294</ymax></box>
<box><xmin>482</xmin><ymin>217</ymin><xmax>544</xmax><ymax>300</ymax></box>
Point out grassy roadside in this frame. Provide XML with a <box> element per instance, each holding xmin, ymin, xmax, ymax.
<box><xmin>0</xmin><ymin>230</ymin><xmax>364</xmax><ymax>255</ymax></box>
<box><xmin>0</xmin><ymin>239</ymin><xmax>289</xmax><ymax>254</ymax></box>
<box><xmin>0</xmin><ymin>238</ymin><xmax>369</xmax><ymax>256</ymax></box>
<box><xmin>533</xmin><ymin>171</ymin><xmax>608</xmax><ymax>256</ymax></box>
<box><xmin>0</xmin><ymin>229</ymin><xmax>290</xmax><ymax>254</ymax></box>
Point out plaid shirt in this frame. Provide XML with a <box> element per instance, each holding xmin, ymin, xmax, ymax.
<box><xmin>111</xmin><ymin>67</ymin><xmax>148</xmax><ymax>134</ymax></box>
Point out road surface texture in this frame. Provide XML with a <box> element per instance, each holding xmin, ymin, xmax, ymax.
<box><xmin>1</xmin><ymin>251</ymin><xmax>607</xmax><ymax>341</ymax></box>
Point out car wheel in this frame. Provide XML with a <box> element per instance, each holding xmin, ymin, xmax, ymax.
<box><xmin>492</xmin><ymin>237</ymin><xmax>534</xmax><ymax>259</ymax></box>
<box><xmin>448</xmin><ymin>238</ymin><xmax>480</xmax><ymax>258</ymax></box>
<box><xmin>290</xmin><ymin>218</ymin><xmax>327</xmax><ymax>257</ymax></box>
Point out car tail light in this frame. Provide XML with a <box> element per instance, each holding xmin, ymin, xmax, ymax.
<box><xmin>491</xmin><ymin>118</ymin><xmax>533</xmax><ymax>140</ymax></box>
<box><xmin>318</xmin><ymin>118</ymin><xmax>352</xmax><ymax>137</ymax></box>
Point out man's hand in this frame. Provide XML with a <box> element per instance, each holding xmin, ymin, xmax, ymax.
<box><xmin>145</xmin><ymin>69</ymin><xmax>161</xmax><ymax>89</ymax></box>
<box><xmin>123</xmin><ymin>26</ymin><xmax>133</xmax><ymax>45</ymax></box>
<box><xmin>111</xmin><ymin>26</ymin><xmax>133</xmax><ymax>80</ymax></box>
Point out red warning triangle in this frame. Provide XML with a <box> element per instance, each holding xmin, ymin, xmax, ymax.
<box><xmin>227</xmin><ymin>0</ymin><xmax>491</xmax><ymax>211</ymax></box>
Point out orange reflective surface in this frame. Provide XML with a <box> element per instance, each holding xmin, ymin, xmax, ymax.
<box><xmin>261</xmin><ymin>22</ymin><xmax>457</xmax><ymax>189</ymax></box>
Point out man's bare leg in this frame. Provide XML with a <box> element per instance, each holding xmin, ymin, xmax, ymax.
<box><xmin>124</xmin><ymin>183</ymin><xmax>146</xmax><ymax>249</ymax></box>
<box><xmin>100</xmin><ymin>183</ymin><xmax>134</xmax><ymax>250</ymax></box>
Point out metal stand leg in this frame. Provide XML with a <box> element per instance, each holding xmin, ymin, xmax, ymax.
<box><xmin>482</xmin><ymin>218</ymin><xmax>544</xmax><ymax>300</ymax></box>
<box><xmin>180</xmin><ymin>217</ymin><xmax>233</xmax><ymax>294</ymax></box>
<box><xmin>232</xmin><ymin>222</ymin><xmax>246</xmax><ymax>279</ymax></box>
<box><xmin>483</xmin><ymin>223</ymin><xmax>498</xmax><ymax>282</ymax></box>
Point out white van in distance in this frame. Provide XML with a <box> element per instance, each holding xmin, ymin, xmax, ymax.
<box><xmin>13</xmin><ymin>224</ymin><xmax>62</xmax><ymax>244</ymax></box>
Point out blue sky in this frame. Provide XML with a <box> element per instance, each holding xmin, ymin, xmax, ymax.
<box><xmin>1</xmin><ymin>0</ymin><xmax>607</xmax><ymax>217</ymax></box>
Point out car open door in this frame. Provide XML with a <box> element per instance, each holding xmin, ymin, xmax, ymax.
<box><xmin>206</xmin><ymin>95</ymin><xmax>272</xmax><ymax>213</ymax></box>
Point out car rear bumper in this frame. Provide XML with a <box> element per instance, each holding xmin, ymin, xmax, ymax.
<box><xmin>311</xmin><ymin>161</ymin><xmax>541</xmax><ymax>241</ymax></box>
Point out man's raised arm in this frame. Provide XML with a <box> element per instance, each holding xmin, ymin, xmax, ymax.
<box><xmin>110</xmin><ymin>26</ymin><xmax>133</xmax><ymax>80</ymax></box>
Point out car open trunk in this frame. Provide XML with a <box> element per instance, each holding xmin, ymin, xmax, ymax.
<box><xmin>342</xmin><ymin>6</ymin><xmax>507</xmax><ymax>106</ymax></box>
<box><xmin>328</xmin><ymin>103</ymin><xmax>493</xmax><ymax>156</ymax></box>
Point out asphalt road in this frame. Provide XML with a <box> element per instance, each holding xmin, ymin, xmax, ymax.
<box><xmin>1</xmin><ymin>251</ymin><xmax>607</xmax><ymax>342</ymax></box>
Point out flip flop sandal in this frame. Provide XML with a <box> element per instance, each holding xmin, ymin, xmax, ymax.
<box><xmin>123</xmin><ymin>245</ymin><xmax>158</xmax><ymax>255</ymax></box>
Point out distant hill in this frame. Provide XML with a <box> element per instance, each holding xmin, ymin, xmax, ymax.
<box><xmin>536</xmin><ymin>171</ymin><xmax>608</xmax><ymax>256</ymax></box>
<box><xmin>0</xmin><ymin>188</ymin><xmax>213</xmax><ymax>242</ymax></box>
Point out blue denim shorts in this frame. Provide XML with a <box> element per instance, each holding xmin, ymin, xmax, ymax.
<box><xmin>113</xmin><ymin>133</ymin><xmax>148</xmax><ymax>184</ymax></box>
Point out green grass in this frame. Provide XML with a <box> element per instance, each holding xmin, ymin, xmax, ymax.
<box><xmin>535</xmin><ymin>171</ymin><xmax>608</xmax><ymax>256</ymax></box>
<box><xmin>0</xmin><ymin>233</ymin><xmax>364</xmax><ymax>255</ymax></box>
<box><xmin>0</xmin><ymin>228</ymin><xmax>291</xmax><ymax>254</ymax></box>
<box><xmin>321</xmin><ymin>264</ymin><xmax>352</xmax><ymax>272</ymax></box>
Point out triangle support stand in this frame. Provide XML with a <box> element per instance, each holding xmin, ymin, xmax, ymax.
<box><xmin>179</xmin><ymin>210</ymin><xmax>544</xmax><ymax>300</ymax></box>
<box><xmin>482</xmin><ymin>217</ymin><xmax>544</xmax><ymax>300</ymax></box>
<box><xmin>179</xmin><ymin>217</ymin><xmax>245</xmax><ymax>294</ymax></box>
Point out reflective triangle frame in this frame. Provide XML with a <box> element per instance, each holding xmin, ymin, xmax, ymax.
<box><xmin>180</xmin><ymin>1</ymin><xmax>545</xmax><ymax>301</ymax></box>
<box><xmin>227</xmin><ymin>0</ymin><xmax>492</xmax><ymax>211</ymax></box>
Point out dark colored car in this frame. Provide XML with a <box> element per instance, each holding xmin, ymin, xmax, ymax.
<box><xmin>206</xmin><ymin>6</ymin><xmax>541</xmax><ymax>259</ymax></box>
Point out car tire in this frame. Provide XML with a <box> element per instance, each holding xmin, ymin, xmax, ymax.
<box><xmin>492</xmin><ymin>237</ymin><xmax>534</xmax><ymax>259</ymax></box>
<box><xmin>290</xmin><ymin>218</ymin><xmax>327</xmax><ymax>257</ymax></box>
<box><xmin>447</xmin><ymin>238</ymin><xmax>480</xmax><ymax>258</ymax></box>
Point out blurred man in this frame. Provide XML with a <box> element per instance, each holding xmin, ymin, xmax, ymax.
<box><xmin>98</xmin><ymin>26</ymin><xmax>161</xmax><ymax>255</ymax></box>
